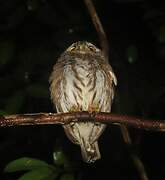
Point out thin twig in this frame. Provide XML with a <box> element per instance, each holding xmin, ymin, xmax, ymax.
<box><xmin>0</xmin><ymin>112</ymin><xmax>165</xmax><ymax>131</ymax></box>
<box><xmin>83</xmin><ymin>0</ymin><xmax>109</xmax><ymax>61</ymax></box>
<box><xmin>83</xmin><ymin>0</ymin><xmax>150</xmax><ymax>179</ymax></box>
<box><xmin>120</xmin><ymin>126</ymin><xmax>149</xmax><ymax>180</ymax></box>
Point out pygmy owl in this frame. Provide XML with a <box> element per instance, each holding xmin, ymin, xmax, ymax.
<box><xmin>49</xmin><ymin>41</ymin><xmax>117</xmax><ymax>163</ymax></box>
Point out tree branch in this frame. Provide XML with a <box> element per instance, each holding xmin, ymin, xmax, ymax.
<box><xmin>120</xmin><ymin>126</ymin><xmax>149</xmax><ymax>180</ymax></box>
<box><xmin>0</xmin><ymin>112</ymin><xmax>165</xmax><ymax>131</ymax></box>
<box><xmin>84</xmin><ymin>0</ymin><xmax>109</xmax><ymax>61</ymax></box>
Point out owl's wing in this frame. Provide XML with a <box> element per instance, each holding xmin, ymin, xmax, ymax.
<box><xmin>63</xmin><ymin>124</ymin><xmax>80</xmax><ymax>145</ymax></box>
<box><xmin>88</xmin><ymin>62</ymin><xmax>117</xmax><ymax>144</ymax></box>
<box><xmin>105</xmin><ymin>63</ymin><xmax>117</xmax><ymax>86</ymax></box>
<box><xmin>49</xmin><ymin>56</ymin><xmax>81</xmax><ymax>145</ymax></box>
<box><xmin>49</xmin><ymin>57</ymin><xmax>65</xmax><ymax>112</ymax></box>
<box><xmin>101</xmin><ymin>62</ymin><xmax>117</xmax><ymax>101</ymax></box>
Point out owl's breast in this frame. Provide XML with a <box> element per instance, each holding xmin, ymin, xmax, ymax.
<box><xmin>58</xmin><ymin>59</ymin><xmax>113</xmax><ymax>112</ymax></box>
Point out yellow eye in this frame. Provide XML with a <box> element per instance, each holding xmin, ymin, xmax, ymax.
<box><xmin>69</xmin><ymin>46</ymin><xmax>76</xmax><ymax>51</ymax></box>
<box><xmin>88</xmin><ymin>46</ymin><xmax>95</xmax><ymax>52</ymax></box>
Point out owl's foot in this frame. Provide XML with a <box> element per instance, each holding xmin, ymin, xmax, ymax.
<box><xmin>88</xmin><ymin>104</ymin><xmax>100</xmax><ymax>113</ymax></box>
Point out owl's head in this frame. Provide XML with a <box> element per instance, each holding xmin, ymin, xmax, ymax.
<box><xmin>66</xmin><ymin>41</ymin><xmax>101</xmax><ymax>54</ymax></box>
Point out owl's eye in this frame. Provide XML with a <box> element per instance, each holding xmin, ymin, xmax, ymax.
<box><xmin>69</xmin><ymin>46</ymin><xmax>76</xmax><ymax>51</ymax></box>
<box><xmin>88</xmin><ymin>46</ymin><xmax>96</xmax><ymax>52</ymax></box>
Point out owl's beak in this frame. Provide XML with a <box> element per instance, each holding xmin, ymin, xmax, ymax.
<box><xmin>79</xmin><ymin>43</ymin><xmax>87</xmax><ymax>53</ymax></box>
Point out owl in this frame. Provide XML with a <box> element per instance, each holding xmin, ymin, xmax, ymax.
<box><xmin>49</xmin><ymin>41</ymin><xmax>117</xmax><ymax>163</ymax></box>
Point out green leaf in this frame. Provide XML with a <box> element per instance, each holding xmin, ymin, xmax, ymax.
<box><xmin>18</xmin><ymin>167</ymin><xmax>58</xmax><ymax>180</ymax></box>
<box><xmin>0</xmin><ymin>110</ymin><xmax>8</xmax><ymax>116</ymax></box>
<box><xmin>126</xmin><ymin>45</ymin><xmax>138</xmax><ymax>64</ymax></box>
<box><xmin>4</xmin><ymin>157</ymin><xmax>49</xmax><ymax>172</ymax></box>
<box><xmin>53</xmin><ymin>150</ymin><xmax>67</xmax><ymax>166</ymax></box>
<box><xmin>60</xmin><ymin>174</ymin><xmax>75</xmax><ymax>180</ymax></box>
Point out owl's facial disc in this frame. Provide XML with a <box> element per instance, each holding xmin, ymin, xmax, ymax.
<box><xmin>66</xmin><ymin>41</ymin><xmax>100</xmax><ymax>54</ymax></box>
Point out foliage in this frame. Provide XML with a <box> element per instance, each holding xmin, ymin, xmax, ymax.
<box><xmin>126</xmin><ymin>45</ymin><xmax>138</xmax><ymax>64</ymax></box>
<box><xmin>4</xmin><ymin>150</ymin><xmax>75</xmax><ymax>180</ymax></box>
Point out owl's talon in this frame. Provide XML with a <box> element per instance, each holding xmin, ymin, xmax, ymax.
<box><xmin>70</xmin><ymin>122</ymin><xmax>75</xmax><ymax>126</ymax></box>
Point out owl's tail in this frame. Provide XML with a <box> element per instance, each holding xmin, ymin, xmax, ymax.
<box><xmin>63</xmin><ymin>122</ymin><xmax>103</xmax><ymax>163</ymax></box>
<box><xmin>80</xmin><ymin>140</ymin><xmax>101</xmax><ymax>163</ymax></box>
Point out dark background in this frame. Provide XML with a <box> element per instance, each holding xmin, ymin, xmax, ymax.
<box><xmin>0</xmin><ymin>0</ymin><xmax>165</xmax><ymax>179</ymax></box>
